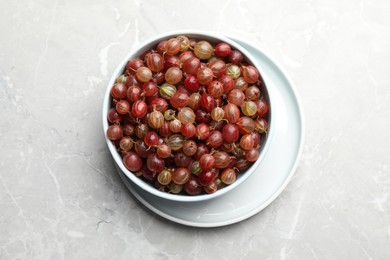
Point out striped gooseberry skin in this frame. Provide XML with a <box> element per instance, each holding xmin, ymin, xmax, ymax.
<box><xmin>199</xmin><ymin>154</ymin><xmax>215</xmax><ymax>172</ymax></box>
<box><xmin>213</xmin><ymin>151</ymin><xmax>232</xmax><ymax>169</ymax></box>
<box><xmin>167</xmin><ymin>134</ymin><xmax>185</xmax><ymax>151</ymax></box>
<box><xmin>224</xmin><ymin>103</ymin><xmax>240</xmax><ymax>123</ymax></box>
<box><xmin>146</xmin><ymin>53</ymin><xmax>164</xmax><ymax>72</ymax></box>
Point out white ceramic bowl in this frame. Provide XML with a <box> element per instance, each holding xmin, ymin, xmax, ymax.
<box><xmin>102</xmin><ymin>30</ymin><xmax>274</xmax><ymax>202</ymax></box>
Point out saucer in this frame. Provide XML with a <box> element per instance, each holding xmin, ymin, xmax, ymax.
<box><xmin>115</xmin><ymin>37</ymin><xmax>304</xmax><ymax>227</ymax></box>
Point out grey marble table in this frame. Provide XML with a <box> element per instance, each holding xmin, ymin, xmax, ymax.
<box><xmin>1</xmin><ymin>0</ymin><xmax>389</xmax><ymax>259</ymax></box>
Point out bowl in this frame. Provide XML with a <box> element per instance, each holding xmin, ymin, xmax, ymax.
<box><xmin>102</xmin><ymin>30</ymin><xmax>273</xmax><ymax>202</ymax></box>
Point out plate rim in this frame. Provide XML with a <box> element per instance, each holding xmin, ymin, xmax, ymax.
<box><xmin>117</xmin><ymin>35</ymin><xmax>305</xmax><ymax>227</ymax></box>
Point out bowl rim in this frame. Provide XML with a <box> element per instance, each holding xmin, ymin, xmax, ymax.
<box><xmin>102</xmin><ymin>30</ymin><xmax>275</xmax><ymax>202</ymax></box>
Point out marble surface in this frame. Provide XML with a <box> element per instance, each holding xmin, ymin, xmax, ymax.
<box><xmin>1</xmin><ymin>0</ymin><xmax>389</xmax><ymax>259</ymax></box>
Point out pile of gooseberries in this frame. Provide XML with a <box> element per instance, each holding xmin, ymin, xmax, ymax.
<box><xmin>106</xmin><ymin>35</ymin><xmax>269</xmax><ymax>196</ymax></box>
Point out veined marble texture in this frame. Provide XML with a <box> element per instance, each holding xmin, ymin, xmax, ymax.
<box><xmin>0</xmin><ymin>0</ymin><xmax>389</xmax><ymax>259</ymax></box>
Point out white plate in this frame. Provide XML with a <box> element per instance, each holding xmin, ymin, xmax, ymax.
<box><xmin>115</xmin><ymin>37</ymin><xmax>305</xmax><ymax>227</ymax></box>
